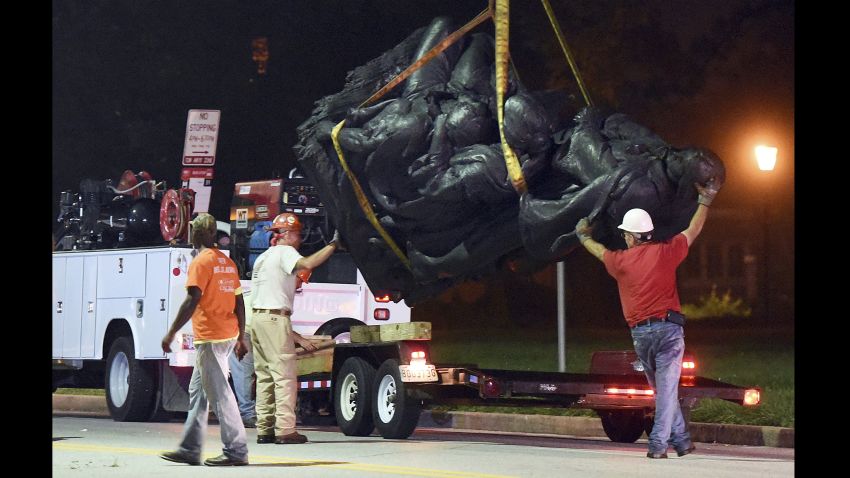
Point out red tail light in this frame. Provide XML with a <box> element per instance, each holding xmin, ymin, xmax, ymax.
<box><xmin>604</xmin><ymin>387</ymin><xmax>654</xmax><ymax>396</ymax></box>
<box><xmin>408</xmin><ymin>349</ymin><xmax>428</xmax><ymax>368</ymax></box>
<box><xmin>681</xmin><ymin>353</ymin><xmax>696</xmax><ymax>377</ymax></box>
<box><xmin>483</xmin><ymin>378</ymin><xmax>501</xmax><ymax>397</ymax></box>
<box><xmin>373</xmin><ymin>308</ymin><xmax>390</xmax><ymax>320</ymax></box>
<box><xmin>744</xmin><ymin>389</ymin><xmax>760</xmax><ymax>406</ymax></box>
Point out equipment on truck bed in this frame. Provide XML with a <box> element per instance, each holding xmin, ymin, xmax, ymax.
<box><xmin>227</xmin><ymin>169</ymin><xmax>334</xmax><ymax>279</ymax></box>
<box><xmin>54</xmin><ymin>169</ymin><xmax>200</xmax><ymax>251</ymax></box>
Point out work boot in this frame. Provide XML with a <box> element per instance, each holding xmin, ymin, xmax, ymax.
<box><xmin>676</xmin><ymin>444</ymin><xmax>696</xmax><ymax>457</ymax></box>
<box><xmin>159</xmin><ymin>450</ymin><xmax>201</xmax><ymax>466</ymax></box>
<box><xmin>203</xmin><ymin>454</ymin><xmax>249</xmax><ymax>466</ymax></box>
<box><xmin>275</xmin><ymin>431</ymin><xmax>308</xmax><ymax>444</ymax></box>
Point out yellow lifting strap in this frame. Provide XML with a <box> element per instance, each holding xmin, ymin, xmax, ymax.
<box><xmin>494</xmin><ymin>0</ymin><xmax>527</xmax><ymax>195</ymax></box>
<box><xmin>540</xmin><ymin>0</ymin><xmax>593</xmax><ymax>107</ymax></box>
<box><xmin>330</xmin><ymin>5</ymin><xmax>494</xmax><ymax>271</ymax></box>
<box><xmin>330</xmin><ymin>120</ymin><xmax>413</xmax><ymax>269</ymax></box>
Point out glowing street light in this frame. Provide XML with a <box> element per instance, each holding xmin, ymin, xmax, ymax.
<box><xmin>755</xmin><ymin>145</ymin><xmax>777</xmax><ymax>171</ymax></box>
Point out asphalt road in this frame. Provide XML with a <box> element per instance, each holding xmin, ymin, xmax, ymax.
<box><xmin>52</xmin><ymin>416</ymin><xmax>794</xmax><ymax>477</ymax></box>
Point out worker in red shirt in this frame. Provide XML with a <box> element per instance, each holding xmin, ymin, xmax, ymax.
<box><xmin>576</xmin><ymin>179</ymin><xmax>720</xmax><ymax>459</ymax></box>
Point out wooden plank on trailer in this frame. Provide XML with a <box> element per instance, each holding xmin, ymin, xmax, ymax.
<box><xmin>297</xmin><ymin>353</ymin><xmax>333</xmax><ymax>375</ymax></box>
<box><xmin>379</xmin><ymin>321</ymin><xmax>431</xmax><ymax>341</ymax></box>
<box><xmin>350</xmin><ymin>325</ymin><xmax>381</xmax><ymax>343</ymax></box>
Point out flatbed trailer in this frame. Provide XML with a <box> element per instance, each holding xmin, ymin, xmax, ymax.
<box><xmin>294</xmin><ymin>327</ymin><xmax>761</xmax><ymax>443</ymax></box>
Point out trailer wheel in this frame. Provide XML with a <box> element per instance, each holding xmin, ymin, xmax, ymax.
<box><xmin>105</xmin><ymin>337</ymin><xmax>157</xmax><ymax>422</ymax></box>
<box><xmin>597</xmin><ymin>409</ymin><xmax>646</xmax><ymax>443</ymax></box>
<box><xmin>372</xmin><ymin>359</ymin><xmax>422</xmax><ymax>439</ymax></box>
<box><xmin>334</xmin><ymin>357</ymin><xmax>375</xmax><ymax>436</ymax></box>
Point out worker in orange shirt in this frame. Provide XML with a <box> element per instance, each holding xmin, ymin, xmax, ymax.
<box><xmin>159</xmin><ymin>213</ymin><xmax>250</xmax><ymax>466</ymax></box>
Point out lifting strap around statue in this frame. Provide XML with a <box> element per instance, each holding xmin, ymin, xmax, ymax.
<box><xmin>495</xmin><ymin>0</ymin><xmax>593</xmax><ymax>194</ymax></box>
<box><xmin>540</xmin><ymin>0</ymin><xmax>593</xmax><ymax>107</ymax></box>
<box><xmin>331</xmin><ymin>5</ymin><xmax>494</xmax><ymax>271</ymax></box>
<box><xmin>494</xmin><ymin>0</ymin><xmax>527</xmax><ymax>195</ymax></box>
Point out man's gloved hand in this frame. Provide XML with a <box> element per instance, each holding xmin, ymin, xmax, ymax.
<box><xmin>575</xmin><ymin>217</ymin><xmax>594</xmax><ymax>242</ymax></box>
<box><xmin>330</xmin><ymin>229</ymin><xmax>346</xmax><ymax>251</ymax></box>
<box><xmin>695</xmin><ymin>179</ymin><xmax>721</xmax><ymax>207</ymax></box>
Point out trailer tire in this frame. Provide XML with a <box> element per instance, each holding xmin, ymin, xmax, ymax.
<box><xmin>372</xmin><ymin>359</ymin><xmax>422</xmax><ymax>439</ymax></box>
<box><xmin>317</xmin><ymin>317</ymin><xmax>365</xmax><ymax>344</ymax></box>
<box><xmin>598</xmin><ymin>409</ymin><xmax>646</xmax><ymax>443</ymax></box>
<box><xmin>334</xmin><ymin>357</ymin><xmax>375</xmax><ymax>436</ymax></box>
<box><xmin>105</xmin><ymin>337</ymin><xmax>157</xmax><ymax>422</ymax></box>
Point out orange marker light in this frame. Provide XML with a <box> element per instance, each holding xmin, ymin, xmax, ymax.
<box><xmin>744</xmin><ymin>389</ymin><xmax>761</xmax><ymax>406</ymax></box>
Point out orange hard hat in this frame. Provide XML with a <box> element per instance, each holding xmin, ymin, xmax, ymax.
<box><xmin>270</xmin><ymin>213</ymin><xmax>302</xmax><ymax>232</ymax></box>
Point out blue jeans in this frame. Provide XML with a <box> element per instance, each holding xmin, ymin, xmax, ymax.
<box><xmin>228</xmin><ymin>330</ymin><xmax>256</xmax><ymax>420</ymax></box>
<box><xmin>630</xmin><ymin>321</ymin><xmax>693</xmax><ymax>454</ymax></box>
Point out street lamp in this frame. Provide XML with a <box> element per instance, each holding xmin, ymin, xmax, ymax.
<box><xmin>755</xmin><ymin>146</ymin><xmax>777</xmax><ymax>171</ymax></box>
<box><xmin>755</xmin><ymin>145</ymin><xmax>777</xmax><ymax>321</ymax></box>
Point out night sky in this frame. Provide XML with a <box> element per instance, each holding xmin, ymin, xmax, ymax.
<box><xmin>52</xmin><ymin>0</ymin><xmax>794</xmax><ymax>225</ymax></box>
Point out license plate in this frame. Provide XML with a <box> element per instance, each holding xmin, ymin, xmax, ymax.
<box><xmin>399</xmin><ymin>364</ymin><xmax>438</xmax><ymax>382</ymax></box>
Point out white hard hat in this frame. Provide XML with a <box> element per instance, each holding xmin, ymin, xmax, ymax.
<box><xmin>618</xmin><ymin>208</ymin><xmax>654</xmax><ymax>233</ymax></box>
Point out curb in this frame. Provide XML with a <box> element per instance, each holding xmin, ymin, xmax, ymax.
<box><xmin>419</xmin><ymin>411</ymin><xmax>794</xmax><ymax>449</ymax></box>
<box><xmin>53</xmin><ymin>394</ymin><xmax>110</xmax><ymax>415</ymax></box>
<box><xmin>53</xmin><ymin>395</ymin><xmax>793</xmax><ymax>448</ymax></box>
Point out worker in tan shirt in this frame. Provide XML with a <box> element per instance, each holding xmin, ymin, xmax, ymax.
<box><xmin>250</xmin><ymin>213</ymin><xmax>341</xmax><ymax>444</ymax></box>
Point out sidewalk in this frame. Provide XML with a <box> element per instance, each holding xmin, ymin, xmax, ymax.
<box><xmin>53</xmin><ymin>394</ymin><xmax>794</xmax><ymax>448</ymax></box>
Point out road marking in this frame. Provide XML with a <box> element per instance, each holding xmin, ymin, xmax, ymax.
<box><xmin>53</xmin><ymin>442</ymin><xmax>516</xmax><ymax>477</ymax></box>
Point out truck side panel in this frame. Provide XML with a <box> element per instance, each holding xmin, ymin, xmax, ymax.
<box><xmin>61</xmin><ymin>256</ymin><xmax>84</xmax><ymax>357</ymax></box>
<box><xmin>168</xmin><ymin>250</ymin><xmax>194</xmax><ymax>321</ymax></box>
<box><xmin>80</xmin><ymin>256</ymin><xmax>98</xmax><ymax>357</ymax></box>
<box><xmin>96</xmin><ymin>253</ymin><xmax>147</xmax><ymax>298</ymax></box>
<box><xmin>141</xmin><ymin>251</ymin><xmax>170</xmax><ymax>359</ymax></box>
<box><xmin>52</xmin><ymin>257</ymin><xmax>66</xmax><ymax>358</ymax></box>
<box><xmin>360</xmin><ymin>271</ymin><xmax>411</xmax><ymax>326</ymax></box>
<box><xmin>292</xmin><ymin>282</ymin><xmax>364</xmax><ymax>334</ymax></box>
<box><xmin>96</xmin><ymin>300</ymin><xmax>142</xmax><ymax>359</ymax></box>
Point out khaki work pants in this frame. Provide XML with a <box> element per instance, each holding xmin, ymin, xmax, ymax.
<box><xmin>250</xmin><ymin>310</ymin><xmax>298</xmax><ymax>436</ymax></box>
